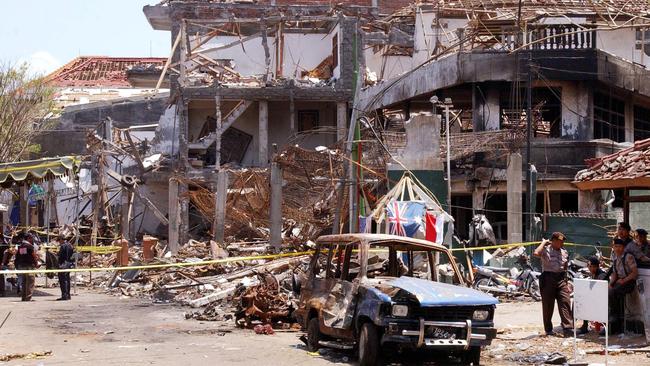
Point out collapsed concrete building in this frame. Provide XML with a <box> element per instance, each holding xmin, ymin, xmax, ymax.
<box><xmin>142</xmin><ymin>1</ymin><xmax>399</xmax><ymax>250</ymax></box>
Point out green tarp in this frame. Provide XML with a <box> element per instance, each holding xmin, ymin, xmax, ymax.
<box><xmin>0</xmin><ymin>156</ymin><xmax>80</xmax><ymax>186</ymax></box>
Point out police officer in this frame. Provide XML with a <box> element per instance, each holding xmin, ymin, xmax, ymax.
<box><xmin>534</xmin><ymin>232</ymin><xmax>573</xmax><ymax>336</ymax></box>
<box><xmin>14</xmin><ymin>234</ymin><xmax>39</xmax><ymax>301</ymax></box>
<box><xmin>56</xmin><ymin>234</ymin><xmax>74</xmax><ymax>301</ymax></box>
<box><xmin>609</xmin><ymin>238</ymin><xmax>638</xmax><ymax>334</ymax></box>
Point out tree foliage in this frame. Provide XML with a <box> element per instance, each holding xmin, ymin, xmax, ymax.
<box><xmin>0</xmin><ymin>64</ymin><xmax>55</xmax><ymax>162</ymax></box>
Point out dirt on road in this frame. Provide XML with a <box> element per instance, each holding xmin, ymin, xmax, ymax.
<box><xmin>1</xmin><ymin>284</ymin><xmax>648</xmax><ymax>365</ymax></box>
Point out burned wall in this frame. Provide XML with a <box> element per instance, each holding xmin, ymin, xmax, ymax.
<box><xmin>38</xmin><ymin>95</ymin><xmax>170</xmax><ymax>157</ymax></box>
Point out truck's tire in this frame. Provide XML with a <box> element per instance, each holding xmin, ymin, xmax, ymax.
<box><xmin>307</xmin><ymin>317</ymin><xmax>320</xmax><ymax>352</ymax></box>
<box><xmin>461</xmin><ymin>346</ymin><xmax>481</xmax><ymax>365</ymax></box>
<box><xmin>358</xmin><ymin>322</ymin><xmax>380</xmax><ymax>366</ymax></box>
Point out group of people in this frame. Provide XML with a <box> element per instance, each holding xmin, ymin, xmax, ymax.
<box><xmin>1</xmin><ymin>230</ymin><xmax>75</xmax><ymax>302</ymax></box>
<box><xmin>534</xmin><ymin>222</ymin><xmax>650</xmax><ymax>337</ymax></box>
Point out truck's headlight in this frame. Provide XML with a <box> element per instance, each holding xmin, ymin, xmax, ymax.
<box><xmin>391</xmin><ymin>304</ymin><xmax>409</xmax><ymax>317</ymax></box>
<box><xmin>472</xmin><ymin>309</ymin><xmax>489</xmax><ymax>321</ymax></box>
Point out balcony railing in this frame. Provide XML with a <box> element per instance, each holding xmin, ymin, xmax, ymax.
<box><xmin>527</xmin><ymin>24</ymin><xmax>596</xmax><ymax>50</ymax></box>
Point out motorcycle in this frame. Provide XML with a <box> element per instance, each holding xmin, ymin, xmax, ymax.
<box><xmin>472</xmin><ymin>254</ymin><xmax>541</xmax><ymax>301</ymax></box>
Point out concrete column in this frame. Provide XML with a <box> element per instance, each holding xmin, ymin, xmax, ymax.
<box><xmin>289</xmin><ymin>97</ymin><xmax>296</xmax><ymax>135</ymax></box>
<box><xmin>269</xmin><ymin>162</ymin><xmax>282</xmax><ymax>251</ymax></box>
<box><xmin>472</xmin><ymin>187</ymin><xmax>486</xmax><ymax>211</ymax></box>
<box><xmin>120</xmin><ymin>188</ymin><xmax>132</xmax><ymax>242</ymax></box>
<box><xmin>337</xmin><ymin>102</ymin><xmax>348</xmax><ymax>141</ymax></box>
<box><xmin>562</xmin><ymin>82</ymin><xmax>592</xmax><ymax>140</ymax></box>
<box><xmin>472</xmin><ymin>84</ymin><xmax>500</xmax><ymax>131</ymax></box>
<box><xmin>168</xmin><ymin>179</ymin><xmax>180</xmax><ymax>254</ymax></box>
<box><xmin>179</xmin><ymin>182</ymin><xmax>189</xmax><ymax>247</ymax></box>
<box><xmin>507</xmin><ymin>153</ymin><xmax>523</xmax><ymax>243</ymax></box>
<box><xmin>625</xmin><ymin>98</ymin><xmax>635</xmax><ymax>142</ymax></box>
<box><xmin>578</xmin><ymin>190</ymin><xmax>604</xmax><ymax>213</ymax></box>
<box><xmin>258</xmin><ymin>101</ymin><xmax>269</xmax><ymax>166</ymax></box>
<box><xmin>213</xmin><ymin>170</ymin><xmax>228</xmax><ymax>250</ymax></box>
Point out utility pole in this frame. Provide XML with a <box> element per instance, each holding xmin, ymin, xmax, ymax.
<box><xmin>525</xmin><ymin>51</ymin><xmax>533</xmax><ymax>241</ymax></box>
<box><xmin>430</xmin><ymin>96</ymin><xmax>453</xmax><ymax>216</ymax></box>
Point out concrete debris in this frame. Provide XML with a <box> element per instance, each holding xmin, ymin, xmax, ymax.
<box><xmin>0</xmin><ymin>350</ymin><xmax>53</xmax><ymax>362</ymax></box>
<box><xmin>253</xmin><ymin>324</ymin><xmax>275</xmax><ymax>335</ymax></box>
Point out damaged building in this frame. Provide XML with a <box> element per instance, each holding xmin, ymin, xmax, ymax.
<box><xmin>142</xmin><ymin>1</ymin><xmax>390</xmax><ymax>249</ymax></box>
<box><xmin>359</xmin><ymin>1</ymin><xmax>650</xmax><ymax>243</ymax></box>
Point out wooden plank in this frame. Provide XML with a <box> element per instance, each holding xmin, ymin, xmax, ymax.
<box><xmin>124</xmin><ymin>130</ymin><xmax>146</xmax><ymax>176</ymax></box>
<box><xmin>574</xmin><ymin>177</ymin><xmax>650</xmax><ymax>191</ymax></box>
<box><xmin>156</xmin><ymin>31</ymin><xmax>182</xmax><ymax>93</ymax></box>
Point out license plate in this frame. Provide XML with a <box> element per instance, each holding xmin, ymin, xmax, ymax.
<box><xmin>428</xmin><ymin>327</ymin><xmax>456</xmax><ymax>339</ymax></box>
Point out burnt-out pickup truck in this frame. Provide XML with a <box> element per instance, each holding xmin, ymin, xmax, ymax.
<box><xmin>293</xmin><ymin>234</ymin><xmax>498</xmax><ymax>365</ymax></box>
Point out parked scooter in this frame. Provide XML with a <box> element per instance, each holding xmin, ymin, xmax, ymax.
<box><xmin>472</xmin><ymin>254</ymin><xmax>541</xmax><ymax>301</ymax></box>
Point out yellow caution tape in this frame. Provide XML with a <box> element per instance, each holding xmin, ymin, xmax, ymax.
<box><xmin>0</xmin><ymin>240</ymin><xmax>610</xmax><ymax>276</ymax></box>
<box><xmin>0</xmin><ymin>251</ymin><xmax>313</xmax><ymax>275</ymax></box>
<box><xmin>449</xmin><ymin>241</ymin><xmax>610</xmax><ymax>252</ymax></box>
<box><xmin>41</xmin><ymin>245</ymin><xmax>122</xmax><ymax>254</ymax></box>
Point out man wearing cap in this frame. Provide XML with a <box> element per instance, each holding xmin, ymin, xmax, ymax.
<box><xmin>631</xmin><ymin>229</ymin><xmax>650</xmax><ymax>264</ymax></box>
<box><xmin>56</xmin><ymin>234</ymin><xmax>74</xmax><ymax>301</ymax></box>
<box><xmin>534</xmin><ymin>232</ymin><xmax>573</xmax><ymax>336</ymax></box>
<box><xmin>609</xmin><ymin>238</ymin><xmax>639</xmax><ymax>334</ymax></box>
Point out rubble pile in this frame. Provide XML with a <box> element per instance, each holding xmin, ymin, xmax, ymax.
<box><xmin>186</xmin><ymin>145</ymin><xmax>354</xmax><ymax>247</ymax></box>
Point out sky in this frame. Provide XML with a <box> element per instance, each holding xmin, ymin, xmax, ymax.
<box><xmin>0</xmin><ymin>1</ymin><xmax>170</xmax><ymax>75</ymax></box>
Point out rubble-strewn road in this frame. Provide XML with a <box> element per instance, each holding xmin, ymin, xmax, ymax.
<box><xmin>1</xmin><ymin>286</ymin><xmax>647</xmax><ymax>365</ymax></box>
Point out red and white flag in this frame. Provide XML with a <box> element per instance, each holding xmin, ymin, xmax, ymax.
<box><xmin>425</xmin><ymin>211</ymin><xmax>445</xmax><ymax>244</ymax></box>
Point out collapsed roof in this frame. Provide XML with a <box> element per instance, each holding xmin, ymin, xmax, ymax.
<box><xmin>46</xmin><ymin>56</ymin><xmax>166</xmax><ymax>88</ymax></box>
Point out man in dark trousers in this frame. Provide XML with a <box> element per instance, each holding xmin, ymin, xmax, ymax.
<box><xmin>609</xmin><ymin>238</ymin><xmax>638</xmax><ymax>334</ymax></box>
<box><xmin>14</xmin><ymin>233</ymin><xmax>39</xmax><ymax>301</ymax></box>
<box><xmin>534</xmin><ymin>232</ymin><xmax>573</xmax><ymax>336</ymax></box>
<box><xmin>56</xmin><ymin>234</ymin><xmax>74</xmax><ymax>301</ymax></box>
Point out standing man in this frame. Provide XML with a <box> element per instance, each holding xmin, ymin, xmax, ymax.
<box><xmin>14</xmin><ymin>234</ymin><xmax>39</xmax><ymax>301</ymax></box>
<box><xmin>609</xmin><ymin>238</ymin><xmax>638</xmax><ymax>334</ymax></box>
<box><xmin>534</xmin><ymin>232</ymin><xmax>573</xmax><ymax>336</ymax></box>
<box><xmin>56</xmin><ymin>234</ymin><xmax>74</xmax><ymax>301</ymax></box>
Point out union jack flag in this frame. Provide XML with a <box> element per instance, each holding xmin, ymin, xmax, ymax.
<box><xmin>386</xmin><ymin>201</ymin><xmax>425</xmax><ymax>237</ymax></box>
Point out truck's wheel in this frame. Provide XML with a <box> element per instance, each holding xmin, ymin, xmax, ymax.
<box><xmin>307</xmin><ymin>317</ymin><xmax>320</xmax><ymax>352</ymax></box>
<box><xmin>358</xmin><ymin>323</ymin><xmax>380</xmax><ymax>366</ymax></box>
<box><xmin>461</xmin><ymin>346</ymin><xmax>481</xmax><ymax>365</ymax></box>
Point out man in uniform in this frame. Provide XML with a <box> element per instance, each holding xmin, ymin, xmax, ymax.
<box><xmin>56</xmin><ymin>234</ymin><xmax>74</xmax><ymax>301</ymax></box>
<box><xmin>609</xmin><ymin>238</ymin><xmax>638</xmax><ymax>334</ymax></box>
<box><xmin>14</xmin><ymin>234</ymin><xmax>39</xmax><ymax>301</ymax></box>
<box><xmin>534</xmin><ymin>232</ymin><xmax>573</xmax><ymax>336</ymax></box>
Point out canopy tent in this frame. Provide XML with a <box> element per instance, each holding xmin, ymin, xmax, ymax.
<box><xmin>368</xmin><ymin>173</ymin><xmax>454</xmax><ymax>244</ymax></box>
<box><xmin>0</xmin><ymin>156</ymin><xmax>81</xmax><ymax>187</ymax></box>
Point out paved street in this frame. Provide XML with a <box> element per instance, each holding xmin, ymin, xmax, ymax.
<box><xmin>0</xmin><ymin>284</ymin><xmax>647</xmax><ymax>365</ymax></box>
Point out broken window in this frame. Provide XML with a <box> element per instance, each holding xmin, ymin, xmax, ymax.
<box><xmin>499</xmin><ymin>87</ymin><xmax>561</xmax><ymax>137</ymax></box>
<box><xmin>634</xmin><ymin>105</ymin><xmax>650</xmax><ymax>141</ymax></box>
<box><xmin>594</xmin><ymin>91</ymin><xmax>625</xmax><ymax>142</ymax></box>
<box><xmin>636</xmin><ymin>29</ymin><xmax>650</xmax><ymax>57</ymax></box>
<box><xmin>298</xmin><ymin>110</ymin><xmax>319</xmax><ymax>132</ymax></box>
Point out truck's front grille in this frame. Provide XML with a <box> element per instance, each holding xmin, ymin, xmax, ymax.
<box><xmin>411</xmin><ymin>306</ymin><xmax>491</xmax><ymax>322</ymax></box>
